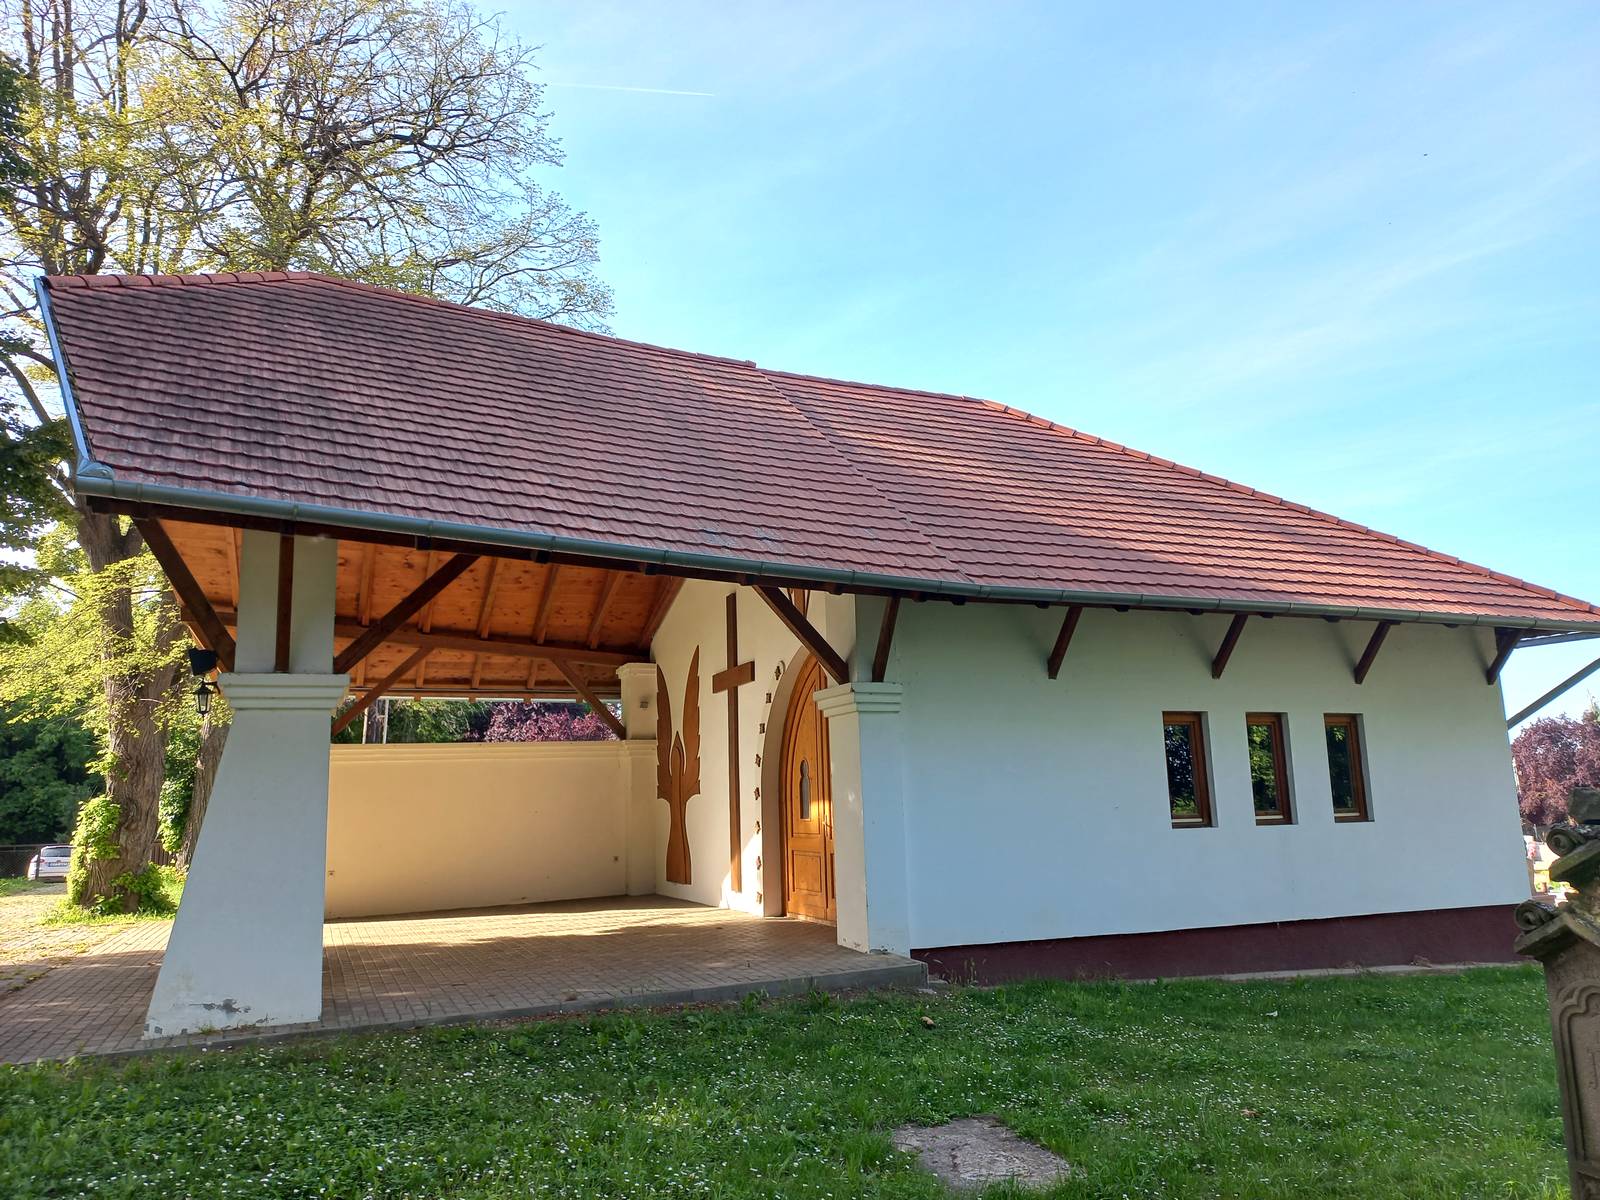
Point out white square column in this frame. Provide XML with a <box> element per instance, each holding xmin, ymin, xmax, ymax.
<box><xmin>815</xmin><ymin>682</ymin><xmax>911</xmax><ymax>956</ymax></box>
<box><xmin>615</xmin><ymin>661</ymin><xmax>660</xmax><ymax>896</ymax></box>
<box><xmin>144</xmin><ymin>534</ymin><xmax>347</xmax><ymax>1037</ymax></box>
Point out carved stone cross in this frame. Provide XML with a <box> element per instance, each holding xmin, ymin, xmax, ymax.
<box><xmin>711</xmin><ymin>592</ymin><xmax>756</xmax><ymax>892</ymax></box>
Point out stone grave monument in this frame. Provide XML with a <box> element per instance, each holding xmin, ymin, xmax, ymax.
<box><xmin>1516</xmin><ymin>785</ymin><xmax>1600</xmax><ymax>1200</ymax></box>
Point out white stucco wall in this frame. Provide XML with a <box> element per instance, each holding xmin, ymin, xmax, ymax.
<box><xmin>866</xmin><ymin>600</ymin><xmax>1528</xmax><ymax>950</ymax></box>
<box><xmin>648</xmin><ymin>580</ymin><xmax>850</xmax><ymax>912</ymax></box>
<box><xmin>325</xmin><ymin>741</ymin><xmax>652</xmax><ymax>918</ymax></box>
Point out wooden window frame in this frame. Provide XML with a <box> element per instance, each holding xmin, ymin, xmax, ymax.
<box><xmin>1324</xmin><ymin>713</ymin><xmax>1370</xmax><ymax>823</ymax></box>
<box><xmin>1245</xmin><ymin>712</ymin><xmax>1293</xmax><ymax>825</ymax></box>
<box><xmin>1162</xmin><ymin>711</ymin><xmax>1213</xmax><ymax>829</ymax></box>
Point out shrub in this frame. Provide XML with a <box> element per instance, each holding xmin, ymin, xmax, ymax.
<box><xmin>65</xmin><ymin>794</ymin><xmax>119</xmax><ymax>907</ymax></box>
<box><xmin>482</xmin><ymin>701</ymin><xmax>618</xmax><ymax>742</ymax></box>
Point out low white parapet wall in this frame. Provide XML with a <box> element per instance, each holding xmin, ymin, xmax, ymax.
<box><xmin>326</xmin><ymin>741</ymin><xmax>652</xmax><ymax>919</ymax></box>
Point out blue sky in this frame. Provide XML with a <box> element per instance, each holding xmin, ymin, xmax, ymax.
<box><xmin>514</xmin><ymin>0</ymin><xmax>1600</xmax><ymax>722</ymax></box>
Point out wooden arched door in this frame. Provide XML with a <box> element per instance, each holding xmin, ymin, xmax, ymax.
<box><xmin>780</xmin><ymin>655</ymin><xmax>836</xmax><ymax>922</ymax></box>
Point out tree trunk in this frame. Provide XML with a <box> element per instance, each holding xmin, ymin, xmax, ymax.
<box><xmin>73</xmin><ymin>510</ymin><xmax>182</xmax><ymax>910</ymax></box>
<box><xmin>363</xmin><ymin>699</ymin><xmax>386</xmax><ymax>744</ymax></box>
<box><xmin>179</xmin><ymin>717</ymin><xmax>229</xmax><ymax>868</ymax></box>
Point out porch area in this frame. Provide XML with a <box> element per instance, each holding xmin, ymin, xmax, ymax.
<box><xmin>0</xmin><ymin>896</ymin><xmax>924</xmax><ymax>1065</ymax></box>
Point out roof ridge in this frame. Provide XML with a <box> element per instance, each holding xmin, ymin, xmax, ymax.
<box><xmin>976</xmin><ymin>399</ymin><xmax>1600</xmax><ymax>620</ymax></box>
<box><xmin>760</xmin><ymin>364</ymin><xmax>981</xmax><ymax>406</ymax></box>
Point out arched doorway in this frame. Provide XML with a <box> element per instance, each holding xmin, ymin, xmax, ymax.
<box><xmin>779</xmin><ymin>654</ymin><xmax>836</xmax><ymax>921</ymax></box>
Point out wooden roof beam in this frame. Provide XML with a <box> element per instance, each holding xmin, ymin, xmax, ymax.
<box><xmin>332</xmin><ymin>647</ymin><xmax>430</xmax><ymax>736</ymax></box>
<box><xmin>356</xmin><ymin>541</ymin><xmax>377</xmax><ymax>624</ymax></box>
<box><xmin>220</xmin><ymin>604</ymin><xmax>656</xmax><ymax>672</ymax></box>
<box><xmin>639</xmin><ymin>576</ymin><xmax>684</xmax><ymax>646</ymax></box>
<box><xmin>345</xmin><ymin>683</ymin><xmax>621</xmax><ymax>701</ymax></box>
<box><xmin>1353</xmin><ymin>620</ymin><xmax>1396</xmax><ymax>685</ymax></box>
<box><xmin>273</xmin><ymin>533</ymin><xmax>294</xmax><ymax>673</ymax></box>
<box><xmin>474</xmin><ymin>559</ymin><xmax>502</xmax><ymax>638</ymax></box>
<box><xmin>353</xmin><ymin>542</ymin><xmax>376</xmax><ymax>688</ymax></box>
<box><xmin>1046</xmin><ymin>605</ymin><xmax>1084</xmax><ymax>680</ymax></box>
<box><xmin>226</xmin><ymin>528</ymin><xmax>241</xmax><ymax>603</ymax></box>
<box><xmin>587</xmin><ymin>572</ymin><xmax>622</xmax><ymax>648</ymax></box>
<box><xmin>1211</xmin><ymin>613</ymin><xmax>1249</xmax><ymax>679</ymax></box>
<box><xmin>755</xmin><ymin>585</ymin><xmax>849</xmax><ymax>683</ymax></box>
<box><xmin>1486</xmin><ymin>628</ymin><xmax>1522</xmax><ymax>685</ymax></box>
<box><xmin>102</xmin><ymin>500</ymin><xmax>1600</xmax><ymax>637</ymax></box>
<box><xmin>871</xmin><ymin>595</ymin><xmax>900</xmax><ymax>683</ymax></box>
<box><xmin>333</xmin><ymin>552</ymin><xmax>478</xmax><ymax>674</ymax></box>
<box><xmin>323</xmin><ymin>621</ymin><xmax>641</xmax><ymax>668</ymax></box>
<box><xmin>136</xmin><ymin>518</ymin><xmax>236</xmax><ymax>671</ymax></box>
<box><xmin>413</xmin><ymin>550</ymin><xmax>446</xmax><ymax>689</ymax></box>
<box><xmin>468</xmin><ymin>559</ymin><xmax>502</xmax><ymax>691</ymax></box>
<box><xmin>533</xmin><ymin>564</ymin><xmax>561</xmax><ymax>643</ymax></box>
<box><xmin>548</xmin><ymin>658</ymin><xmax>626</xmax><ymax>738</ymax></box>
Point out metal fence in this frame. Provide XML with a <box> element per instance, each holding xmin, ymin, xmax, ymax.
<box><xmin>0</xmin><ymin>843</ymin><xmax>176</xmax><ymax>878</ymax></box>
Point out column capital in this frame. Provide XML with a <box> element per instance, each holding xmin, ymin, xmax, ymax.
<box><xmin>219</xmin><ymin>673</ymin><xmax>350</xmax><ymax>713</ymax></box>
<box><xmin>815</xmin><ymin>681</ymin><xmax>903</xmax><ymax>719</ymax></box>
<box><xmin>614</xmin><ymin>660</ymin><xmax>658</xmax><ymax>740</ymax></box>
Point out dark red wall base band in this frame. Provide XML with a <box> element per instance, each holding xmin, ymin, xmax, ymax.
<box><xmin>913</xmin><ymin>904</ymin><xmax>1521</xmax><ymax>984</ymax></box>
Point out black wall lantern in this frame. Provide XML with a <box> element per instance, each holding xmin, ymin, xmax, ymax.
<box><xmin>187</xmin><ymin>648</ymin><xmax>219</xmax><ymax>718</ymax></box>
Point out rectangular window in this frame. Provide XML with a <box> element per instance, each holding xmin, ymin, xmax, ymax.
<box><xmin>1163</xmin><ymin>712</ymin><xmax>1212</xmax><ymax>827</ymax></box>
<box><xmin>1246</xmin><ymin>713</ymin><xmax>1292</xmax><ymax>824</ymax></box>
<box><xmin>1324</xmin><ymin>714</ymin><xmax>1369</xmax><ymax>821</ymax></box>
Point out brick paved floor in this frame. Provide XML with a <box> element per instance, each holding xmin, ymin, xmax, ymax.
<box><xmin>0</xmin><ymin>882</ymin><xmax>141</xmax><ymax>992</ymax></box>
<box><xmin>0</xmin><ymin>896</ymin><xmax>923</xmax><ymax>1064</ymax></box>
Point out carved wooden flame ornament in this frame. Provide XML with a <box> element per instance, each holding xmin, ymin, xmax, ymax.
<box><xmin>656</xmin><ymin>650</ymin><xmax>700</xmax><ymax>885</ymax></box>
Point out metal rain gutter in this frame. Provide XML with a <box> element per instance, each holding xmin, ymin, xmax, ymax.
<box><xmin>35</xmin><ymin>278</ymin><xmax>106</xmax><ymax>482</ymax></box>
<box><xmin>62</xmin><ymin>472</ymin><xmax>1600</xmax><ymax>635</ymax></box>
<box><xmin>36</xmin><ymin>278</ymin><xmax>1600</xmax><ymax>636</ymax></box>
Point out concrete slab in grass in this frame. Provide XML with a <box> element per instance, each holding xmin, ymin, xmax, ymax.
<box><xmin>892</xmin><ymin>1116</ymin><xmax>1075</xmax><ymax>1191</ymax></box>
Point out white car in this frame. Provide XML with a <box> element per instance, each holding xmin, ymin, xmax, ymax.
<box><xmin>25</xmin><ymin>845</ymin><xmax>72</xmax><ymax>881</ymax></box>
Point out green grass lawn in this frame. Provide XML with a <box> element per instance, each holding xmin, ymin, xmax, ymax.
<box><xmin>0</xmin><ymin>967</ymin><xmax>1566</xmax><ymax>1199</ymax></box>
<box><xmin>0</xmin><ymin>878</ymin><xmax>51</xmax><ymax>899</ymax></box>
<box><xmin>37</xmin><ymin>867</ymin><xmax>183</xmax><ymax>929</ymax></box>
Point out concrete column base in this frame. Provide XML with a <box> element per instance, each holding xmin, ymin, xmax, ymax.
<box><xmin>144</xmin><ymin>673</ymin><xmax>348</xmax><ymax>1038</ymax></box>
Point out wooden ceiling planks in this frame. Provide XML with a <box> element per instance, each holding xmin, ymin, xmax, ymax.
<box><xmin>157</xmin><ymin>519</ymin><xmax>677</xmax><ymax>700</ymax></box>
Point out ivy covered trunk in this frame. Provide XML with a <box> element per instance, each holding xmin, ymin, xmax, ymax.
<box><xmin>178</xmin><ymin>718</ymin><xmax>229</xmax><ymax>868</ymax></box>
<box><xmin>70</xmin><ymin>513</ymin><xmax>182</xmax><ymax>911</ymax></box>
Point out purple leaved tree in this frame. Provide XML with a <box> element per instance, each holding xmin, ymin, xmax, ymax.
<box><xmin>481</xmin><ymin>702</ymin><xmax>619</xmax><ymax>743</ymax></box>
<box><xmin>1512</xmin><ymin>706</ymin><xmax>1600</xmax><ymax>830</ymax></box>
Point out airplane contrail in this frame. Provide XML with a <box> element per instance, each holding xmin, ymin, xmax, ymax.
<box><xmin>545</xmin><ymin>82</ymin><xmax>715</xmax><ymax>97</ymax></box>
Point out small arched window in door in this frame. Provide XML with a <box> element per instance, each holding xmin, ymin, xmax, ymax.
<box><xmin>799</xmin><ymin>759</ymin><xmax>812</xmax><ymax>820</ymax></box>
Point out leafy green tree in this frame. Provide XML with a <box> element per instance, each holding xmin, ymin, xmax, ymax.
<box><xmin>158</xmin><ymin>704</ymin><xmax>202</xmax><ymax>853</ymax></box>
<box><xmin>0</xmin><ymin>54</ymin><xmax>66</xmax><ymax>634</ymax></box>
<box><xmin>331</xmin><ymin>698</ymin><xmax>495</xmax><ymax>744</ymax></box>
<box><xmin>0</xmin><ymin>0</ymin><xmax>610</xmax><ymax>907</ymax></box>
<box><xmin>0</xmin><ymin>702</ymin><xmax>99</xmax><ymax>844</ymax></box>
<box><xmin>0</xmin><ymin>55</ymin><xmax>26</xmax><ymax>186</ymax></box>
<box><xmin>0</xmin><ymin>532</ymin><xmax>188</xmax><ymax>900</ymax></box>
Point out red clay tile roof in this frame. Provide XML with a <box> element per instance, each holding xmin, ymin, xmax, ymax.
<box><xmin>42</xmin><ymin>271</ymin><xmax>1600</xmax><ymax>629</ymax></box>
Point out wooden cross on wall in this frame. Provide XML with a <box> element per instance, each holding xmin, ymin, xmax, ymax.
<box><xmin>711</xmin><ymin>592</ymin><xmax>756</xmax><ymax>892</ymax></box>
